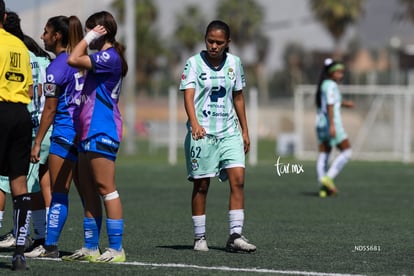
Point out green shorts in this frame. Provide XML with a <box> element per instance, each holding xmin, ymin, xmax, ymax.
<box><xmin>39</xmin><ymin>127</ymin><xmax>52</xmax><ymax>165</ymax></box>
<box><xmin>0</xmin><ymin>162</ymin><xmax>40</xmax><ymax>194</ymax></box>
<box><xmin>184</xmin><ymin>132</ymin><xmax>245</xmax><ymax>181</ymax></box>
<box><xmin>316</xmin><ymin>114</ymin><xmax>348</xmax><ymax>146</ymax></box>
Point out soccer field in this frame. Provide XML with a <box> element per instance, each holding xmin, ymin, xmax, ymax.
<box><xmin>0</xmin><ymin>140</ymin><xmax>412</xmax><ymax>275</ymax></box>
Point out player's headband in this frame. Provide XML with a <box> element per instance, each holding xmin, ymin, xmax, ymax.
<box><xmin>328</xmin><ymin>63</ymin><xmax>344</xmax><ymax>73</ymax></box>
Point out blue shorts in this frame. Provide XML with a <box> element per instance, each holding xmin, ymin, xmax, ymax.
<box><xmin>49</xmin><ymin>135</ymin><xmax>78</xmax><ymax>162</ymax></box>
<box><xmin>79</xmin><ymin>134</ymin><xmax>120</xmax><ymax>161</ymax></box>
<box><xmin>184</xmin><ymin>132</ymin><xmax>245</xmax><ymax>181</ymax></box>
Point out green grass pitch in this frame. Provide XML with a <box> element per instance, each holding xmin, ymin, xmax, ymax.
<box><xmin>0</xmin><ymin>139</ymin><xmax>412</xmax><ymax>275</ymax></box>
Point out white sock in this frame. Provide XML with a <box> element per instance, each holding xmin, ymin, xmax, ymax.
<box><xmin>192</xmin><ymin>215</ymin><xmax>206</xmax><ymax>239</ymax></box>
<box><xmin>31</xmin><ymin>209</ymin><xmax>46</xmax><ymax>240</ymax></box>
<box><xmin>316</xmin><ymin>152</ymin><xmax>329</xmax><ymax>184</ymax></box>
<box><xmin>229</xmin><ymin>209</ymin><xmax>244</xmax><ymax>235</ymax></box>
<box><xmin>327</xmin><ymin>149</ymin><xmax>352</xmax><ymax>179</ymax></box>
<box><xmin>45</xmin><ymin>207</ymin><xmax>49</xmax><ymax>222</ymax></box>
<box><xmin>0</xmin><ymin>210</ymin><xmax>3</xmax><ymax>228</ymax></box>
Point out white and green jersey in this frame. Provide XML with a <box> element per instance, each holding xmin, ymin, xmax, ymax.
<box><xmin>36</xmin><ymin>55</ymin><xmax>50</xmax><ymax>113</ymax></box>
<box><xmin>179</xmin><ymin>51</ymin><xmax>246</xmax><ymax>138</ymax></box>
<box><xmin>319</xmin><ymin>79</ymin><xmax>343</xmax><ymax>127</ymax></box>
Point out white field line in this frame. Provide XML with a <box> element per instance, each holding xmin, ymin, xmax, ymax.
<box><xmin>0</xmin><ymin>254</ymin><xmax>365</xmax><ymax>276</ymax></box>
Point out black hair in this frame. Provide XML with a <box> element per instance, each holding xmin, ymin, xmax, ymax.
<box><xmin>46</xmin><ymin>16</ymin><xmax>69</xmax><ymax>47</ymax></box>
<box><xmin>4</xmin><ymin>11</ymin><xmax>24</xmax><ymax>41</ymax></box>
<box><xmin>205</xmin><ymin>20</ymin><xmax>231</xmax><ymax>52</ymax></box>
<box><xmin>85</xmin><ymin>11</ymin><xmax>128</xmax><ymax>76</ymax></box>
<box><xmin>315</xmin><ymin>59</ymin><xmax>343</xmax><ymax>108</ymax></box>
<box><xmin>0</xmin><ymin>0</ymin><xmax>5</xmax><ymax>24</ymax></box>
<box><xmin>23</xmin><ymin>34</ymin><xmax>51</xmax><ymax>60</ymax></box>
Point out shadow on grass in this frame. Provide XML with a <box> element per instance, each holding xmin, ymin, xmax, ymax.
<box><xmin>0</xmin><ymin>260</ymin><xmax>10</xmax><ymax>270</ymax></box>
<box><xmin>300</xmin><ymin>191</ymin><xmax>319</xmax><ymax>197</ymax></box>
<box><xmin>156</xmin><ymin>245</ymin><xmax>227</xmax><ymax>252</ymax></box>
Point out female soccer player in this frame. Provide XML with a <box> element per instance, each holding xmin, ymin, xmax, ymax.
<box><xmin>65</xmin><ymin>11</ymin><xmax>127</xmax><ymax>263</ymax></box>
<box><xmin>315</xmin><ymin>58</ymin><xmax>354</xmax><ymax>197</ymax></box>
<box><xmin>179</xmin><ymin>20</ymin><xmax>256</xmax><ymax>253</ymax></box>
<box><xmin>29</xmin><ymin>15</ymin><xmax>95</xmax><ymax>258</ymax></box>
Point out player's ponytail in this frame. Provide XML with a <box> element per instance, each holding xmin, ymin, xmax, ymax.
<box><xmin>67</xmin><ymin>15</ymin><xmax>84</xmax><ymax>54</ymax></box>
<box><xmin>315</xmin><ymin>58</ymin><xmax>341</xmax><ymax>108</ymax></box>
<box><xmin>113</xmin><ymin>41</ymin><xmax>128</xmax><ymax>77</ymax></box>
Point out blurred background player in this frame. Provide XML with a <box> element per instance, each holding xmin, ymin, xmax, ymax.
<box><xmin>179</xmin><ymin>20</ymin><xmax>256</xmax><ymax>253</ymax></box>
<box><xmin>315</xmin><ymin>58</ymin><xmax>354</xmax><ymax>197</ymax></box>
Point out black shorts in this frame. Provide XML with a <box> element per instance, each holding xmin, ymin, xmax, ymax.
<box><xmin>0</xmin><ymin>102</ymin><xmax>32</xmax><ymax>178</ymax></box>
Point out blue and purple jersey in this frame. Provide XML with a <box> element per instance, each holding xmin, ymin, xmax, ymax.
<box><xmin>43</xmin><ymin>52</ymin><xmax>84</xmax><ymax>139</ymax></box>
<box><xmin>77</xmin><ymin>47</ymin><xmax>123</xmax><ymax>143</ymax></box>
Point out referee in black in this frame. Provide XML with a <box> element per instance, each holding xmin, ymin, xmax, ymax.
<box><xmin>0</xmin><ymin>0</ymin><xmax>34</xmax><ymax>271</ymax></box>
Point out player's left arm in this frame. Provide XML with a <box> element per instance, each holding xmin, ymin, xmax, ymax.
<box><xmin>341</xmin><ymin>100</ymin><xmax>354</xmax><ymax>108</ymax></box>
<box><xmin>67</xmin><ymin>25</ymin><xmax>106</xmax><ymax>70</ymax></box>
<box><xmin>233</xmin><ymin>90</ymin><xmax>250</xmax><ymax>154</ymax></box>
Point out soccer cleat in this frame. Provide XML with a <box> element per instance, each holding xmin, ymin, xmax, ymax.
<box><xmin>319</xmin><ymin>185</ymin><xmax>328</xmax><ymax>198</ymax></box>
<box><xmin>218</xmin><ymin>169</ymin><xmax>228</xmax><ymax>182</ymax></box>
<box><xmin>24</xmin><ymin>245</ymin><xmax>46</xmax><ymax>258</ymax></box>
<box><xmin>62</xmin><ymin>247</ymin><xmax>101</xmax><ymax>262</ymax></box>
<box><xmin>92</xmin><ymin>248</ymin><xmax>126</xmax><ymax>263</ymax></box>
<box><xmin>11</xmin><ymin>254</ymin><xmax>28</xmax><ymax>271</ymax></box>
<box><xmin>25</xmin><ymin>238</ymin><xmax>45</xmax><ymax>253</ymax></box>
<box><xmin>226</xmin><ymin>233</ymin><xmax>256</xmax><ymax>253</ymax></box>
<box><xmin>39</xmin><ymin>245</ymin><xmax>59</xmax><ymax>258</ymax></box>
<box><xmin>0</xmin><ymin>230</ymin><xmax>33</xmax><ymax>249</ymax></box>
<box><xmin>320</xmin><ymin>176</ymin><xmax>337</xmax><ymax>195</ymax></box>
<box><xmin>0</xmin><ymin>231</ymin><xmax>15</xmax><ymax>248</ymax></box>
<box><xmin>193</xmin><ymin>236</ymin><xmax>209</xmax><ymax>251</ymax></box>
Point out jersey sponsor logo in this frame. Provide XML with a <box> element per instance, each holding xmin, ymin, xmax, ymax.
<box><xmin>227</xmin><ymin>68</ymin><xmax>235</xmax><ymax>80</ymax></box>
<box><xmin>9</xmin><ymin>52</ymin><xmax>21</xmax><ymax>69</ymax></box>
<box><xmin>96</xmin><ymin>51</ymin><xmax>111</xmax><ymax>63</ymax></box>
<box><xmin>202</xmin><ymin>110</ymin><xmax>211</xmax><ymax>117</ymax></box>
<box><xmin>202</xmin><ymin>109</ymin><xmax>229</xmax><ymax>118</ymax></box>
<box><xmin>211</xmin><ymin>111</ymin><xmax>229</xmax><ymax>117</ymax></box>
<box><xmin>191</xmin><ymin>159</ymin><xmax>199</xmax><ymax>171</ymax></box>
<box><xmin>44</xmin><ymin>83</ymin><xmax>57</xmax><ymax>97</ymax></box>
<box><xmin>199</xmin><ymin>73</ymin><xmax>207</xmax><ymax>80</ymax></box>
<box><xmin>5</xmin><ymin>71</ymin><xmax>24</xmax><ymax>82</ymax></box>
<box><xmin>31</xmin><ymin>61</ymin><xmax>39</xmax><ymax>70</ymax></box>
<box><xmin>181</xmin><ymin>74</ymin><xmax>186</xmax><ymax>80</ymax></box>
<box><xmin>210</xmin><ymin>86</ymin><xmax>226</xmax><ymax>102</ymax></box>
<box><xmin>46</xmin><ymin>74</ymin><xmax>55</xmax><ymax>82</ymax></box>
<box><xmin>209</xmin><ymin>75</ymin><xmax>225</xmax><ymax>80</ymax></box>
